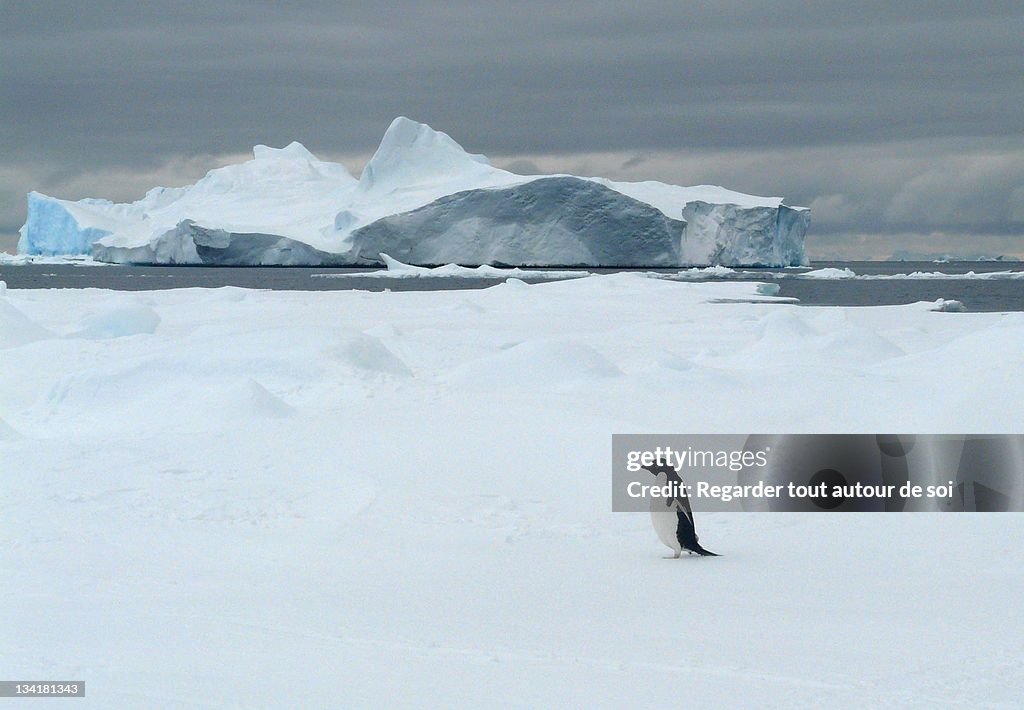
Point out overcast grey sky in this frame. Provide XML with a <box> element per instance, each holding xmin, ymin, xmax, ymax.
<box><xmin>3</xmin><ymin>2</ymin><xmax>1023</xmax><ymax>258</ymax></box>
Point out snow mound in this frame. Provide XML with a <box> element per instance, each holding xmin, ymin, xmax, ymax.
<box><xmin>39</xmin><ymin>360</ymin><xmax>295</xmax><ymax>430</ymax></box>
<box><xmin>443</xmin><ymin>340</ymin><xmax>622</xmax><ymax>388</ymax></box>
<box><xmin>0</xmin><ymin>299</ymin><xmax>53</xmax><ymax>349</ymax></box>
<box><xmin>758</xmin><ymin>310</ymin><xmax>815</xmax><ymax>344</ymax></box>
<box><xmin>718</xmin><ymin>309</ymin><xmax>817</xmax><ymax>366</ymax></box>
<box><xmin>817</xmin><ymin>329</ymin><xmax>906</xmax><ymax>362</ymax></box>
<box><xmin>0</xmin><ymin>416</ymin><xmax>21</xmax><ymax>440</ymax></box>
<box><xmin>652</xmin><ymin>350</ymin><xmax>695</xmax><ymax>372</ymax></box>
<box><xmin>206</xmin><ymin>286</ymin><xmax>249</xmax><ymax>303</ymax></box>
<box><xmin>724</xmin><ymin>308</ymin><xmax>908</xmax><ymax>369</ymax></box>
<box><xmin>334</xmin><ymin>332</ymin><xmax>413</xmax><ymax>377</ymax></box>
<box><xmin>239</xmin><ymin>378</ymin><xmax>295</xmax><ymax>418</ymax></box>
<box><xmin>758</xmin><ymin>309</ymin><xmax>819</xmax><ymax>340</ymax></box>
<box><xmin>70</xmin><ymin>304</ymin><xmax>161</xmax><ymax>339</ymax></box>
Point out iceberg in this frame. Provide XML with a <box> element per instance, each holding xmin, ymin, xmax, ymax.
<box><xmin>19</xmin><ymin>117</ymin><xmax>810</xmax><ymax>267</ymax></box>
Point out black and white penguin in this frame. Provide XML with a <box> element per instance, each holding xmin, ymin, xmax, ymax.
<box><xmin>643</xmin><ymin>462</ymin><xmax>719</xmax><ymax>558</ymax></box>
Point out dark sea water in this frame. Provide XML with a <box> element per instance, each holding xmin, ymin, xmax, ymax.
<box><xmin>2</xmin><ymin>260</ymin><xmax>1023</xmax><ymax>312</ymax></box>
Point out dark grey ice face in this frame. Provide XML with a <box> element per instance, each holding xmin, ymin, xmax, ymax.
<box><xmin>344</xmin><ymin>177</ymin><xmax>686</xmax><ymax>267</ymax></box>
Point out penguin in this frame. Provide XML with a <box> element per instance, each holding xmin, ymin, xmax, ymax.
<box><xmin>643</xmin><ymin>461</ymin><xmax>719</xmax><ymax>557</ymax></box>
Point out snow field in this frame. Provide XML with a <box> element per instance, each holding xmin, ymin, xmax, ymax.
<box><xmin>2</xmin><ymin>275</ymin><xmax>1023</xmax><ymax>707</ymax></box>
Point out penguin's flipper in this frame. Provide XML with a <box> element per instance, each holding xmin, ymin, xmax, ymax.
<box><xmin>676</xmin><ymin>510</ymin><xmax>720</xmax><ymax>557</ymax></box>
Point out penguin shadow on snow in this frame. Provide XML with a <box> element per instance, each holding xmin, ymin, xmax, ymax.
<box><xmin>641</xmin><ymin>460</ymin><xmax>720</xmax><ymax>558</ymax></box>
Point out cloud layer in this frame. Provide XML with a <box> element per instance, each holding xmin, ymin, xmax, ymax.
<box><xmin>3</xmin><ymin>2</ymin><xmax>1023</xmax><ymax>258</ymax></box>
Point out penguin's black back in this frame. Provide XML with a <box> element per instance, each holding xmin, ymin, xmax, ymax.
<box><xmin>676</xmin><ymin>510</ymin><xmax>719</xmax><ymax>556</ymax></box>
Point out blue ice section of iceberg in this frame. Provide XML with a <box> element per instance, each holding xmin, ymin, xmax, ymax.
<box><xmin>17</xmin><ymin>192</ymin><xmax>112</xmax><ymax>255</ymax></box>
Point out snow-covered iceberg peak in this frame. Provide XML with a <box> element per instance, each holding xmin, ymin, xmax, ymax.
<box><xmin>194</xmin><ymin>141</ymin><xmax>355</xmax><ymax>194</ymax></box>
<box><xmin>358</xmin><ymin>116</ymin><xmax>492</xmax><ymax>192</ymax></box>
<box><xmin>252</xmin><ymin>140</ymin><xmax>318</xmax><ymax>162</ymax></box>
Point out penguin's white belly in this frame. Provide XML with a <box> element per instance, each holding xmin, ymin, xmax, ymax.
<box><xmin>650</xmin><ymin>510</ymin><xmax>681</xmax><ymax>553</ymax></box>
